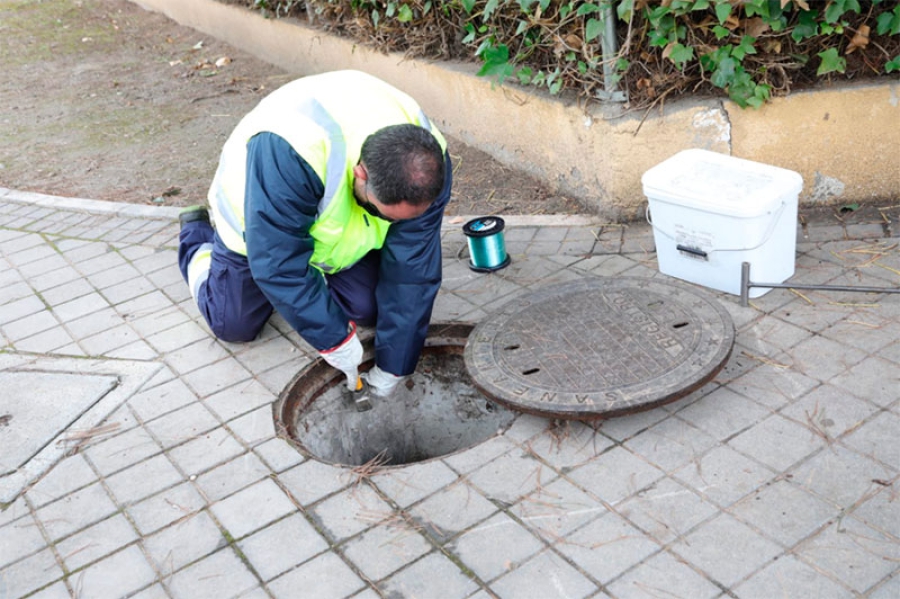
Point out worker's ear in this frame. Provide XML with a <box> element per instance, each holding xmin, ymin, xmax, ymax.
<box><xmin>353</xmin><ymin>162</ymin><xmax>367</xmax><ymax>182</ymax></box>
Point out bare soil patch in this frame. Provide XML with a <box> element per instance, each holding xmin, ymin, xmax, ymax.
<box><xmin>0</xmin><ymin>0</ymin><xmax>581</xmax><ymax>216</ymax></box>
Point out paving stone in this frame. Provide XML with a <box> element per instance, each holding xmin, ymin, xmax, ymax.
<box><xmin>144</xmin><ymin>402</ymin><xmax>220</xmax><ymax>448</ymax></box>
<box><xmin>795</xmin><ymin>516</ymin><xmax>899</xmax><ymax>594</ymax></box>
<box><xmin>237</xmin><ymin>513</ymin><xmax>329</xmax><ymax>581</ymax></box>
<box><xmin>781</xmin><ymin>383</ymin><xmax>880</xmax><ymax>441</ymax></box>
<box><xmin>0</xmin><ymin>549</ymin><xmax>64</xmax><ymax>599</ymax></box>
<box><xmin>25</xmin><ymin>581</ymin><xmax>72</xmax><ymax>599</ymax></box>
<box><xmin>447</xmin><ymin>512</ymin><xmax>544</xmax><ymax>582</ymax></box>
<box><xmin>511</xmin><ymin>477</ymin><xmax>607</xmax><ymax>539</ymax></box>
<box><xmin>380</xmin><ymin>552</ymin><xmax>479</xmax><ymax>599</ymax></box>
<box><xmin>3</xmin><ymin>310</ymin><xmax>60</xmax><ymax>342</ymax></box>
<box><xmin>24</xmin><ymin>454</ymin><xmax>97</xmax><ymax>508</ymax></box>
<box><xmin>728</xmin><ymin>413</ymin><xmax>826</xmax><ymax>472</ymax></box>
<box><xmin>233</xmin><ymin>335</ymin><xmax>305</xmax><ymax>374</ymax></box>
<box><xmin>34</xmin><ymin>481</ymin><xmax>119</xmax><ymax>542</ymax></box>
<box><xmin>730</xmin><ymin>480</ymin><xmax>837</xmax><ymax>548</ymax></box>
<box><xmin>500</xmin><ymin>413</ymin><xmax>550</xmax><ymax>444</ymax></box>
<box><xmin>195</xmin><ymin>452</ymin><xmax>272</xmax><ymax>502</ymax></box>
<box><xmin>566</xmin><ymin>446</ymin><xmax>665</xmax><ymax>506</ymax></box>
<box><xmin>66</xmin><ymin>545</ymin><xmax>158</xmax><ymax>599</ymax></box>
<box><xmin>52</xmin><ymin>292</ymin><xmax>110</xmax><ymax>323</ymax></box>
<box><xmin>225</xmin><ymin>406</ymin><xmax>276</xmax><ymax>447</ymax></box>
<box><xmin>167</xmin><ymin>426</ymin><xmax>249</xmax><ymax>480</ymax></box>
<box><xmin>342</xmin><ymin>522</ymin><xmax>433</xmax><ymax>582</ymax></box>
<box><xmin>56</xmin><ymin>513</ymin><xmax>138</xmax><ymax>571</ymax></box>
<box><xmin>267</xmin><ymin>552</ymin><xmax>366</xmax><ymax>599</ymax></box>
<box><xmin>163</xmin><ymin>338</ymin><xmax>232</xmax><ymax>376</ymax></box>
<box><xmin>370</xmin><ymin>459</ymin><xmax>459</xmax><ymax>508</ymax></box>
<box><xmin>143</xmin><ymin>510</ymin><xmax>225</xmax><ymax>576</ymax></box>
<box><xmin>80</xmin><ymin>323</ymin><xmax>142</xmax><ymax>355</ymax></box>
<box><xmin>790</xmin><ymin>445</ymin><xmax>894</xmax><ymax>509</ymax></box>
<box><xmin>605</xmin><ymin>550</ymin><xmax>721</xmax><ymax>599</ymax></box>
<box><xmin>128</xmin><ymin>378</ymin><xmax>199</xmax><ymax>423</ymax></box>
<box><xmin>203</xmin><ymin>379</ymin><xmax>275</xmax><ymax>423</ymax></box>
<box><xmin>467</xmin><ymin>448</ymin><xmax>557</xmax><ymax>504</ymax></box>
<box><xmin>671</xmin><ymin>445</ymin><xmax>774</xmax><ymax>509</ymax></box>
<box><xmin>15</xmin><ymin>326</ymin><xmax>76</xmax><ymax>353</ymax></box>
<box><xmin>490</xmin><ymin>549</ymin><xmax>597</xmax><ymax>599</ymax></box>
<box><xmin>590</xmin><ymin>407</ymin><xmax>670</xmax><ymax>443</ymax></box>
<box><xmin>524</xmin><ymin>422</ymin><xmax>614</xmax><ymax>471</ymax></box>
<box><xmin>311</xmin><ymin>483</ymin><xmax>393</xmax><ymax>542</ymax></box>
<box><xmin>277</xmin><ymin>460</ymin><xmax>350</xmax><ymax>506</ymax></box>
<box><xmin>253</xmin><ymin>438</ymin><xmax>304</xmax><ymax>474</ymax></box>
<box><xmin>615</xmin><ymin>477</ymin><xmax>719</xmax><ymax>544</ymax></box>
<box><xmin>0</xmin><ymin>513</ymin><xmax>46</xmax><ymax>570</ymax></box>
<box><xmin>182</xmin><ymin>358</ymin><xmax>254</xmax><ymax>399</ymax></box>
<box><xmin>553</xmin><ymin>510</ymin><xmax>661</xmax><ymax>585</ymax></box>
<box><xmin>830</xmin><ymin>357</ymin><xmax>900</xmax><ymax>407</ymax></box>
<box><xmin>0</xmin><ymin>294</ymin><xmax>45</xmax><ymax>326</ymax></box>
<box><xmin>867</xmin><ymin>573</ymin><xmax>899</xmax><ymax>599</ymax></box>
<box><xmin>128</xmin><ymin>482</ymin><xmax>208</xmax><ymax>536</ymax></box>
<box><xmin>84</xmin><ymin>424</ymin><xmax>162</xmax><ymax>476</ymax></box>
<box><xmin>624</xmin><ymin>416</ymin><xmax>720</xmax><ymax>474</ymax></box>
<box><xmin>674</xmin><ymin>387</ymin><xmax>772</xmax><ymax>442</ymax></box>
<box><xmin>851</xmin><ymin>484</ymin><xmax>899</xmax><ymax>538</ymax></box>
<box><xmin>105</xmin><ymin>454</ymin><xmax>184</xmax><ymax>506</ymax></box>
<box><xmin>210</xmin><ymin>478</ymin><xmax>297</xmax><ymax>540</ymax></box>
<box><xmin>408</xmin><ymin>481</ymin><xmax>499</xmax><ymax>543</ymax></box>
<box><xmin>165</xmin><ymin>548</ymin><xmax>259</xmax><ymax>599</ymax></box>
<box><xmin>734</xmin><ymin>555</ymin><xmax>853</xmax><ymax>599</ymax></box>
<box><xmin>670</xmin><ymin>513</ymin><xmax>782</xmax><ymax>588</ymax></box>
<box><xmin>65</xmin><ymin>307</ymin><xmax>123</xmax><ymax>340</ymax></box>
<box><xmin>840</xmin><ymin>411</ymin><xmax>900</xmax><ymax>470</ymax></box>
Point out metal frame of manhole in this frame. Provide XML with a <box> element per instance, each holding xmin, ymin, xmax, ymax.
<box><xmin>464</xmin><ymin>277</ymin><xmax>736</xmax><ymax>420</ymax></box>
<box><xmin>273</xmin><ymin>322</ymin><xmax>514</xmax><ymax>467</ymax></box>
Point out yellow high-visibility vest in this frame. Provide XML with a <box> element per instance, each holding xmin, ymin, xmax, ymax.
<box><xmin>208</xmin><ymin>70</ymin><xmax>446</xmax><ymax>272</ymax></box>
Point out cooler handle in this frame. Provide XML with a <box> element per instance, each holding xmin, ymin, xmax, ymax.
<box><xmin>646</xmin><ymin>200</ymin><xmax>788</xmax><ymax>254</ymax></box>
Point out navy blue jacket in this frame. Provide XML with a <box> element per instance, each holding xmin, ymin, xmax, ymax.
<box><xmin>243</xmin><ymin>132</ymin><xmax>452</xmax><ymax>376</ymax></box>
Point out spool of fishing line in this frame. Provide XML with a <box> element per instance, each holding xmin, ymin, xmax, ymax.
<box><xmin>463</xmin><ymin>216</ymin><xmax>510</xmax><ymax>272</ymax></box>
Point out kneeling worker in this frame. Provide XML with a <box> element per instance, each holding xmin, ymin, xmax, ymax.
<box><xmin>177</xmin><ymin>70</ymin><xmax>452</xmax><ymax>398</ymax></box>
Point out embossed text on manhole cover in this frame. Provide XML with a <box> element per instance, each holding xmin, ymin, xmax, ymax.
<box><xmin>464</xmin><ymin>278</ymin><xmax>735</xmax><ymax>419</ymax></box>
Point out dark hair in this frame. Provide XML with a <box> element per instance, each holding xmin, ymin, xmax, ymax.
<box><xmin>360</xmin><ymin>124</ymin><xmax>445</xmax><ymax>207</ymax></box>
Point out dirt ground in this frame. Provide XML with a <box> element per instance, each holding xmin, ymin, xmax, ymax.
<box><xmin>0</xmin><ymin>0</ymin><xmax>582</xmax><ymax>216</ymax></box>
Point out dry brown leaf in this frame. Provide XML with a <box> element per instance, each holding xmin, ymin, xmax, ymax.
<box><xmin>743</xmin><ymin>17</ymin><xmax>770</xmax><ymax>39</ymax></box>
<box><xmin>846</xmin><ymin>24</ymin><xmax>870</xmax><ymax>54</ymax></box>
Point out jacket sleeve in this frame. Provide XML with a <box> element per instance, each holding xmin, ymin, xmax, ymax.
<box><xmin>243</xmin><ymin>132</ymin><xmax>350</xmax><ymax>351</ymax></box>
<box><xmin>374</xmin><ymin>152</ymin><xmax>453</xmax><ymax>375</ymax></box>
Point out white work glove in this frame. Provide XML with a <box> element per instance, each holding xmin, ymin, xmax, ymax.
<box><xmin>361</xmin><ymin>365</ymin><xmax>404</xmax><ymax>398</ymax></box>
<box><xmin>319</xmin><ymin>322</ymin><xmax>363</xmax><ymax>390</ymax></box>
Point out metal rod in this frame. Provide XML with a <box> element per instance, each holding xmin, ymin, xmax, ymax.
<box><xmin>740</xmin><ymin>261</ymin><xmax>900</xmax><ymax>307</ymax></box>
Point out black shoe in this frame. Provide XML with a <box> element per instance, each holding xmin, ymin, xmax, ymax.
<box><xmin>179</xmin><ymin>205</ymin><xmax>210</xmax><ymax>227</ymax></box>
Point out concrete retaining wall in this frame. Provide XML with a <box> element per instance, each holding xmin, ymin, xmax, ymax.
<box><xmin>132</xmin><ymin>0</ymin><xmax>900</xmax><ymax>219</ymax></box>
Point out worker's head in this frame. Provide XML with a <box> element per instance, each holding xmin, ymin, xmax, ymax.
<box><xmin>353</xmin><ymin>124</ymin><xmax>445</xmax><ymax>222</ymax></box>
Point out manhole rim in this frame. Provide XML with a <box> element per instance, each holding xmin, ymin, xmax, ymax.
<box><xmin>274</xmin><ymin>322</ymin><xmax>518</xmax><ymax>470</ymax></box>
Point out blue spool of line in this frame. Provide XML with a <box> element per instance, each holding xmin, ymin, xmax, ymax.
<box><xmin>463</xmin><ymin>216</ymin><xmax>510</xmax><ymax>272</ymax></box>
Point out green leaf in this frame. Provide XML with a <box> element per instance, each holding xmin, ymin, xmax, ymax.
<box><xmin>886</xmin><ymin>55</ymin><xmax>900</xmax><ymax>73</ymax></box>
<box><xmin>576</xmin><ymin>3</ymin><xmax>601</xmax><ymax>16</ymax></box>
<box><xmin>483</xmin><ymin>0</ymin><xmax>500</xmax><ymax>21</ymax></box>
<box><xmin>714</xmin><ymin>1</ymin><xmax>731</xmax><ymax>25</ymax></box>
<box><xmin>711</xmin><ymin>56</ymin><xmax>736</xmax><ymax>88</ymax></box>
<box><xmin>713</xmin><ymin>25</ymin><xmax>730</xmax><ymax>40</ymax></box>
<box><xmin>668</xmin><ymin>43</ymin><xmax>694</xmax><ymax>69</ymax></box>
<box><xmin>586</xmin><ymin>17</ymin><xmax>604</xmax><ymax>42</ymax></box>
<box><xmin>617</xmin><ymin>0</ymin><xmax>634</xmax><ymax>22</ymax></box>
<box><xmin>460</xmin><ymin>0</ymin><xmax>476</xmax><ymax>14</ymax></box>
<box><xmin>816</xmin><ymin>48</ymin><xmax>846</xmax><ymax>75</ymax></box>
<box><xmin>516</xmin><ymin>66</ymin><xmax>534</xmax><ymax>84</ymax></box>
<box><xmin>876</xmin><ymin>7</ymin><xmax>900</xmax><ymax>35</ymax></box>
<box><xmin>477</xmin><ymin>43</ymin><xmax>513</xmax><ymax>83</ymax></box>
<box><xmin>792</xmin><ymin>9</ymin><xmax>819</xmax><ymax>43</ymax></box>
<box><xmin>371</xmin><ymin>8</ymin><xmax>379</xmax><ymax>27</ymax></box>
<box><xmin>461</xmin><ymin>22</ymin><xmax>476</xmax><ymax>44</ymax></box>
<box><xmin>732</xmin><ymin>35</ymin><xmax>757</xmax><ymax>61</ymax></box>
<box><xmin>692</xmin><ymin>0</ymin><xmax>711</xmax><ymax>11</ymax></box>
<box><xmin>398</xmin><ymin>4</ymin><xmax>413</xmax><ymax>22</ymax></box>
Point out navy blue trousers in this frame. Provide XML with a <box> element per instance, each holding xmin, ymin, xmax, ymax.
<box><xmin>178</xmin><ymin>220</ymin><xmax>378</xmax><ymax>343</ymax></box>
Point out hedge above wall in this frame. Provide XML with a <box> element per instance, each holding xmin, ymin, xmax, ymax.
<box><xmin>222</xmin><ymin>0</ymin><xmax>900</xmax><ymax>109</ymax></box>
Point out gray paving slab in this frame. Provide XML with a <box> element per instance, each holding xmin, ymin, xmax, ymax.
<box><xmin>1</xmin><ymin>191</ymin><xmax>898</xmax><ymax>598</ymax></box>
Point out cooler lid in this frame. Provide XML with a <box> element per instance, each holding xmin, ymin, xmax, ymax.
<box><xmin>641</xmin><ymin>149</ymin><xmax>803</xmax><ymax>217</ymax></box>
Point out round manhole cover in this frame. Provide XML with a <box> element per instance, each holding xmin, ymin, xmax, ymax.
<box><xmin>464</xmin><ymin>277</ymin><xmax>735</xmax><ymax>420</ymax></box>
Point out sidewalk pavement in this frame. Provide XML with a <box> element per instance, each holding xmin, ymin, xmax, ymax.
<box><xmin>0</xmin><ymin>187</ymin><xmax>897</xmax><ymax>599</ymax></box>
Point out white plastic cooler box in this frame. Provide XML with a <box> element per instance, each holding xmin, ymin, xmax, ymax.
<box><xmin>642</xmin><ymin>149</ymin><xmax>803</xmax><ymax>298</ymax></box>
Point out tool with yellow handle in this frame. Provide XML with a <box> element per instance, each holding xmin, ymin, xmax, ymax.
<box><xmin>349</xmin><ymin>376</ymin><xmax>373</xmax><ymax>412</ymax></box>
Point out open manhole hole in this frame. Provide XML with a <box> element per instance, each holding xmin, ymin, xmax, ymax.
<box><xmin>275</xmin><ymin>323</ymin><xmax>516</xmax><ymax>467</ymax></box>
